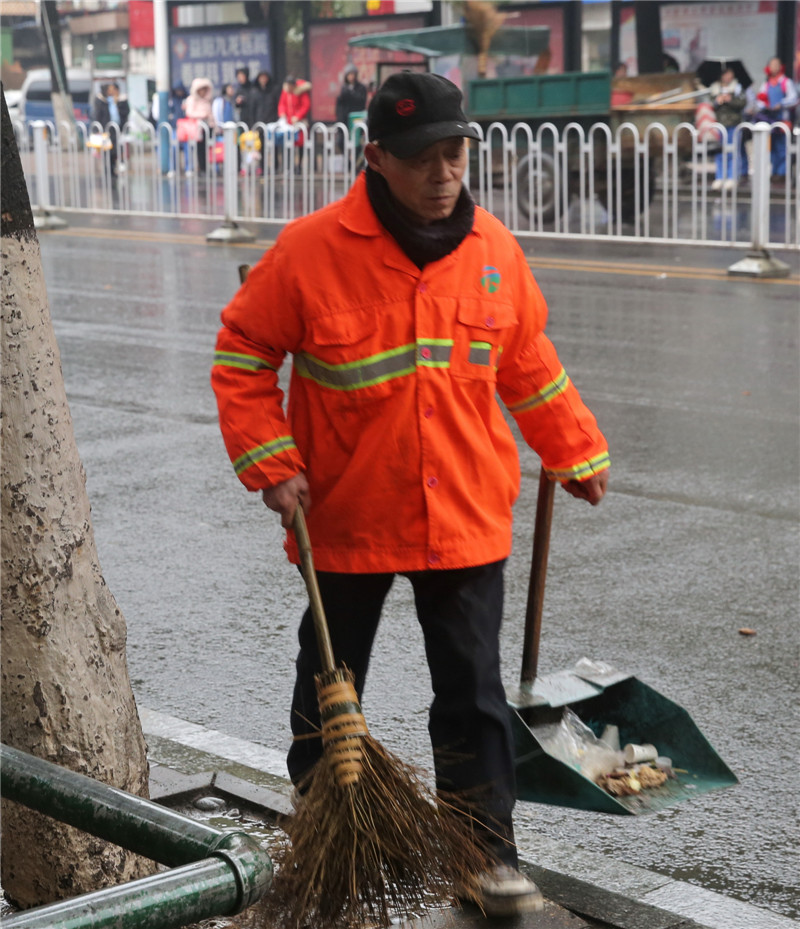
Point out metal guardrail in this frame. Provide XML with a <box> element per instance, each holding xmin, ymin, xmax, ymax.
<box><xmin>12</xmin><ymin>116</ymin><xmax>800</xmax><ymax>249</ymax></box>
<box><xmin>0</xmin><ymin>743</ymin><xmax>272</xmax><ymax>929</ymax></box>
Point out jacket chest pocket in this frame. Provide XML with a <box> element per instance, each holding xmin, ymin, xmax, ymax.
<box><xmin>299</xmin><ymin>308</ymin><xmax>412</xmax><ymax>398</ymax></box>
<box><xmin>450</xmin><ymin>298</ymin><xmax>517</xmax><ymax>382</ymax></box>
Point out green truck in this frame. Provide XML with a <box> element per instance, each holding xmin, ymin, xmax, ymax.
<box><xmin>467</xmin><ymin>70</ymin><xmax>620</xmax><ymax>222</ymax></box>
<box><xmin>466</xmin><ymin>69</ymin><xmax>697</xmax><ymax>223</ymax></box>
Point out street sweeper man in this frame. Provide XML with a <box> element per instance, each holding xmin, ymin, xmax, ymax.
<box><xmin>212</xmin><ymin>71</ymin><xmax>609</xmax><ymax>917</ymax></box>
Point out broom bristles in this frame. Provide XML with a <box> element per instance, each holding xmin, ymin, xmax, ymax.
<box><xmin>255</xmin><ymin>734</ymin><xmax>492</xmax><ymax>929</ymax></box>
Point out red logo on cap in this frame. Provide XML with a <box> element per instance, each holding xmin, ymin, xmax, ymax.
<box><xmin>396</xmin><ymin>98</ymin><xmax>416</xmax><ymax>116</ymax></box>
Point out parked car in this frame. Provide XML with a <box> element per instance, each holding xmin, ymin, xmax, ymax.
<box><xmin>18</xmin><ymin>67</ymin><xmax>92</xmax><ymax>127</ymax></box>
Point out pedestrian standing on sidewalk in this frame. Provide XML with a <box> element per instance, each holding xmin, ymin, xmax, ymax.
<box><xmin>91</xmin><ymin>82</ymin><xmax>129</xmax><ymax>179</ymax></box>
<box><xmin>212</xmin><ymin>71</ymin><xmax>609</xmax><ymax>919</ymax></box>
<box><xmin>710</xmin><ymin>68</ymin><xmax>745</xmax><ymax>191</ymax></box>
<box><xmin>212</xmin><ymin>82</ymin><xmax>236</xmax><ymax>134</ymax></box>
<box><xmin>277</xmin><ymin>75</ymin><xmax>312</xmax><ymax>131</ymax></box>
<box><xmin>248</xmin><ymin>70</ymin><xmax>280</xmax><ymax>169</ymax></box>
<box><xmin>181</xmin><ymin>77</ymin><xmax>215</xmax><ymax>175</ymax></box>
<box><xmin>276</xmin><ymin>76</ymin><xmax>311</xmax><ymax>170</ymax></box>
<box><xmin>335</xmin><ymin>64</ymin><xmax>367</xmax><ymax>155</ymax></box>
<box><xmin>234</xmin><ymin>67</ymin><xmax>252</xmax><ymax>126</ymax></box>
<box><xmin>756</xmin><ymin>56</ymin><xmax>798</xmax><ymax>182</ymax></box>
<box><xmin>335</xmin><ymin>63</ymin><xmax>367</xmax><ymax>126</ymax></box>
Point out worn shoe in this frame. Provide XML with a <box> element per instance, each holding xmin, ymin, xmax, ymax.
<box><xmin>460</xmin><ymin>864</ymin><xmax>545</xmax><ymax>917</ymax></box>
<box><xmin>723</xmin><ymin>178</ymin><xmax>737</xmax><ymax>191</ymax></box>
<box><xmin>711</xmin><ymin>178</ymin><xmax>724</xmax><ymax>191</ymax></box>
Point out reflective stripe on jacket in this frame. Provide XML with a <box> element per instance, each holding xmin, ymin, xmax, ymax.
<box><xmin>212</xmin><ymin>173</ymin><xmax>609</xmax><ymax>573</ymax></box>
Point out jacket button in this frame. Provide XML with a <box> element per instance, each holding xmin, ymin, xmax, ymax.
<box><xmin>420</xmin><ymin>347</ymin><xmax>432</xmax><ymax>360</ymax></box>
<box><xmin>428</xmin><ymin>552</ymin><xmax>440</xmax><ymax>565</ymax></box>
<box><xmin>424</xmin><ymin>406</ymin><xmax>434</xmax><ymax>418</ymax></box>
<box><xmin>418</xmin><ymin>282</ymin><xmax>428</xmax><ymax>293</ymax></box>
<box><xmin>427</xmin><ymin>476</ymin><xmax>438</xmax><ymax>488</ymax></box>
<box><xmin>485</xmin><ymin>315</ymin><xmax>495</xmax><ymax>327</ymax></box>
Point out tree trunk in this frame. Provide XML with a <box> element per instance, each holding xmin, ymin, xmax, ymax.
<box><xmin>1</xmin><ymin>90</ymin><xmax>154</xmax><ymax>906</ymax></box>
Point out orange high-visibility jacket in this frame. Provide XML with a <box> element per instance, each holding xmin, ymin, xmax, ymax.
<box><xmin>212</xmin><ymin>173</ymin><xmax>609</xmax><ymax>573</ymax></box>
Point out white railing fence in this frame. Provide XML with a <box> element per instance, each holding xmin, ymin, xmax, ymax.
<box><xmin>13</xmin><ymin>116</ymin><xmax>800</xmax><ymax>249</ymax></box>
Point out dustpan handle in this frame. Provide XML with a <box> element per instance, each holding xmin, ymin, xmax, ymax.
<box><xmin>520</xmin><ymin>466</ymin><xmax>555</xmax><ymax>688</ymax></box>
<box><xmin>293</xmin><ymin>504</ymin><xmax>337</xmax><ymax>674</ymax></box>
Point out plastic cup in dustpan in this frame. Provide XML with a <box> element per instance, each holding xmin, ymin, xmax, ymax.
<box><xmin>507</xmin><ymin>467</ymin><xmax>738</xmax><ymax>816</ymax></box>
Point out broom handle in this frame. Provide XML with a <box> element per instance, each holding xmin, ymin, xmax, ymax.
<box><xmin>520</xmin><ymin>466</ymin><xmax>555</xmax><ymax>688</ymax></box>
<box><xmin>238</xmin><ymin>263</ymin><xmax>251</xmax><ymax>284</ymax></box>
<box><xmin>293</xmin><ymin>504</ymin><xmax>337</xmax><ymax>674</ymax></box>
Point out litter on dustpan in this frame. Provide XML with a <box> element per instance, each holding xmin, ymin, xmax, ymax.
<box><xmin>530</xmin><ymin>705</ymin><xmax>677</xmax><ymax>799</ymax></box>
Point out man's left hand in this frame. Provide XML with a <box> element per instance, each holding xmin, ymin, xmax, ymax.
<box><xmin>562</xmin><ymin>471</ymin><xmax>608</xmax><ymax>505</ymax></box>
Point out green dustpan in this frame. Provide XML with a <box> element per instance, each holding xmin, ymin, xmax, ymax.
<box><xmin>507</xmin><ymin>468</ymin><xmax>738</xmax><ymax>815</ymax></box>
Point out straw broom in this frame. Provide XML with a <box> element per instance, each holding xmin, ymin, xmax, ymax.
<box><xmin>256</xmin><ymin>505</ymin><xmax>492</xmax><ymax>929</ymax></box>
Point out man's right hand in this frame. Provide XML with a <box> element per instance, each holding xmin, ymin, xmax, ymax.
<box><xmin>262</xmin><ymin>473</ymin><xmax>311</xmax><ymax>528</ymax></box>
<box><xmin>562</xmin><ymin>470</ymin><xmax>608</xmax><ymax>506</ymax></box>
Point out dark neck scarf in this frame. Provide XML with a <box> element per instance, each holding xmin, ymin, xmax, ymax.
<box><xmin>365</xmin><ymin>167</ymin><xmax>475</xmax><ymax>269</ymax></box>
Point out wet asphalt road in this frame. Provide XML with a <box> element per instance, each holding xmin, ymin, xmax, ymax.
<box><xmin>35</xmin><ymin>216</ymin><xmax>799</xmax><ymax>920</ymax></box>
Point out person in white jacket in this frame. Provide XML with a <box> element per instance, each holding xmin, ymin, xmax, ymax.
<box><xmin>181</xmin><ymin>77</ymin><xmax>215</xmax><ymax>174</ymax></box>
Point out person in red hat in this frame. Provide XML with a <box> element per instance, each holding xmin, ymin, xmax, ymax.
<box><xmin>756</xmin><ymin>56</ymin><xmax>798</xmax><ymax>181</ymax></box>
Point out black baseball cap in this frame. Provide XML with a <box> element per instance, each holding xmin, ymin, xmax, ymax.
<box><xmin>368</xmin><ymin>71</ymin><xmax>480</xmax><ymax>159</ymax></box>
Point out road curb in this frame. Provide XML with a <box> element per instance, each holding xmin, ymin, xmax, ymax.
<box><xmin>140</xmin><ymin>708</ymin><xmax>797</xmax><ymax>929</ymax></box>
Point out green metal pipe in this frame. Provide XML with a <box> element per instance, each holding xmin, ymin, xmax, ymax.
<box><xmin>0</xmin><ymin>744</ymin><xmax>273</xmax><ymax>928</ymax></box>
<box><xmin>1</xmin><ymin>852</ymin><xmax>265</xmax><ymax>929</ymax></box>
<box><xmin>1</xmin><ymin>743</ymin><xmax>229</xmax><ymax>866</ymax></box>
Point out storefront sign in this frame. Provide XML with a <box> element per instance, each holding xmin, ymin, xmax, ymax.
<box><xmin>170</xmin><ymin>26</ymin><xmax>271</xmax><ymax>92</ymax></box>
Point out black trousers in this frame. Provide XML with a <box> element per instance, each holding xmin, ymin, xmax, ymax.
<box><xmin>286</xmin><ymin>560</ymin><xmax>518</xmax><ymax>867</ymax></box>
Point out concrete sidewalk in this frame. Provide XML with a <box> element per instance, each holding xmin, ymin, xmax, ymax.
<box><xmin>141</xmin><ymin>708</ymin><xmax>797</xmax><ymax>929</ymax></box>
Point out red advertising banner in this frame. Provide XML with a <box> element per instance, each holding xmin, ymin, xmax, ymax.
<box><xmin>309</xmin><ymin>13</ymin><xmax>426</xmax><ymax>122</ymax></box>
<box><xmin>129</xmin><ymin>0</ymin><xmax>154</xmax><ymax>49</ymax></box>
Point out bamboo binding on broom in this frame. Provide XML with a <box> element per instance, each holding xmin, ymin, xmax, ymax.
<box><xmin>256</xmin><ymin>505</ymin><xmax>492</xmax><ymax>929</ymax></box>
